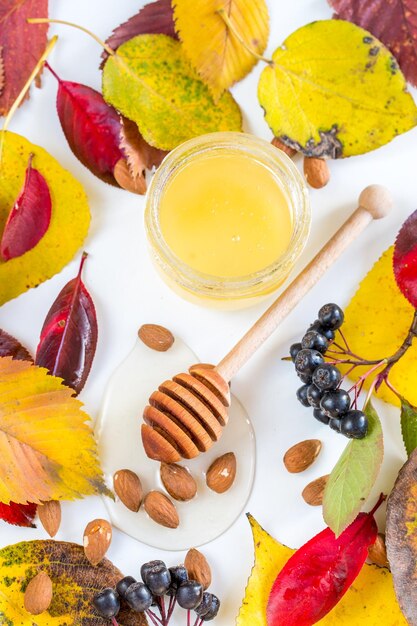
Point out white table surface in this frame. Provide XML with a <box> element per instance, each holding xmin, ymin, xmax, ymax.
<box><xmin>0</xmin><ymin>1</ymin><xmax>415</xmax><ymax>624</ymax></box>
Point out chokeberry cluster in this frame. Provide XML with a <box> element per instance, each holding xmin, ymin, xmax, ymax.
<box><xmin>92</xmin><ymin>559</ymin><xmax>220</xmax><ymax>626</ymax></box>
<box><xmin>290</xmin><ymin>303</ymin><xmax>368</xmax><ymax>439</ymax></box>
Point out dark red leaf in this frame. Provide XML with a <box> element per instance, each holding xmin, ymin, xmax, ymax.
<box><xmin>329</xmin><ymin>0</ymin><xmax>417</xmax><ymax>86</ymax></box>
<box><xmin>35</xmin><ymin>253</ymin><xmax>98</xmax><ymax>395</ymax></box>
<box><xmin>266</xmin><ymin>497</ymin><xmax>384</xmax><ymax>626</ymax></box>
<box><xmin>0</xmin><ymin>153</ymin><xmax>51</xmax><ymax>261</ymax></box>
<box><xmin>0</xmin><ymin>328</ymin><xmax>32</xmax><ymax>361</ymax></box>
<box><xmin>0</xmin><ymin>0</ymin><xmax>48</xmax><ymax>116</ymax></box>
<box><xmin>100</xmin><ymin>0</ymin><xmax>178</xmax><ymax>68</ymax></box>
<box><xmin>393</xmin><ymin>210</ymin><xmax>417</xmax><ymax>307</ymax></box>
<box><xmin>0</xmin><ymin>501</ymin><xmax>37</xmax><ymax>527</ymax></box>
<box><xmin>46</xmin><ymin>62</ymin><xmax>124</xmax><ymax>186</ymax></box>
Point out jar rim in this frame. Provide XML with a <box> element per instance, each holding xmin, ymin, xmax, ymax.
<box><xmin>145</xmin><ymin>132</ymin><xmax>311</xmax><ymax>301</ymax></box>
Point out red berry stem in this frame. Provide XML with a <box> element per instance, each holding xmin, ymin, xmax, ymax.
<box><xmin>187</xmin><ymin>609</ymin><xmax>191</xmax><ymax>626</ymax></box>
<box><xmin>158</xmin><ymin>596</ymin><xmax>167</xmax><ymax>625</ymax></box>
<box><xmin>111</xmin><ymin>618</ymin><xmax>119</xmax><ymax>626</ymax></box>
<box><xmin>146</xmin><ymin>610</ymin><xmax>162</xmax><ymax>626</ymax></box>
<box><xmin>167</xmin><ymin>596</ymin><xmax>177</xmax><ymax>620</ymax></box>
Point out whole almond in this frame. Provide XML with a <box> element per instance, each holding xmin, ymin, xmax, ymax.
<box><xmin>271</xmin><ymin>136</ymin><xmax>297</xmax><ymax>158</ymax></box>
<box><xmin>185</xmin><ymin>548</ymin><xmax>211</xmax><ymax>590</ymax></box>
<box><xmin>144</xmin><ymin>491</ymin><xmax>179</xmax><ymax>528</ymax></box>
<box><xmin>368</xmin><ymin>533</ymin><xmax>390</xmax><ymax>569</ymax></box>
<box><xmin>38</xmin><ymin>500</ymin><xmax>61</xmax><ymax>537</ymax></box>
<box><xmin>113</xmin><ymin>157</ymin><xmax>147</xmax><ymax>195</ymax></box>
<box><xmin>283</xmin><ymin>439</ymin><xmax>322</xmax><ymax>473</ymax></box>
<box><xmin>83</xmin><ymin>519</ymin><xmax>112</xmax><ymax>566</ymax></box>
<box><xmin>114</xmin><ymin>469</ymin><xmax>143</xmax><ymax>512</ymax></box>
<box><xmin>24</xmin><ymin>571</ymin><xmax>53</xmax><ymax>615</ymax></box>
<box><xmin>206</xmin><ymin>452</ymin><xmax>236</xmax><ymax>494</ymax></box>
<box><xmin>138</xmin><ymin>324</ymin><xmax>175</xmax><ymax>352</ymax></box>
<box><xmin>303</xmin><ymin>157</ymin><xmax>330</xmax><ymax>189</ymax></box>
<box><xmin>160</xmin><ymin>463</ymin><xmax>197</xmax><ymax>501</ymax></box>
<box><xmin>302</xmin><ymin>475</ymin><xmax>329</xmax><ymax>506</ymax></box>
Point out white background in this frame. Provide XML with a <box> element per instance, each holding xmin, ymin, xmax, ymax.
<box><xmin>0</xmin><ymin>1</ymin><xmax>415</xmax><ymax>624</ymax></box>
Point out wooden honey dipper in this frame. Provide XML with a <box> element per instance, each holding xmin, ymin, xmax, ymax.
<box><xmin>142</xmin><ymin>185</ymin><xmax>393</xmax><ymax>463</ymax></box>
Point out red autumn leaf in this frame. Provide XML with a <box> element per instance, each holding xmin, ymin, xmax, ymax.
<box><xmin>0</xmin><ymin>153</ymin><xmax>52</xmax><ymax>261</ymax></box>
<box><xmin>35</xmin><ymin>253</ymin><xmax>98</xmax><ymax>395</ymax></box>
<box><xmin>0</xmin><ymin>501</ymin><xmax>37</xmax><ymax>527</ymax></box>
<box><xmin>100</xmin><ymin>0</ymin><xmax>178</xmax><ymax>68</ymax></box>
<box><xmin>0</xmin><ymin>329</ymin><xmax>32</xmax><ymax>361</ymax></box>
<box><xmin>0</xmin><ymin>0</ymin><xmax>48</xmax><ymax>116</ymax></box>
<box><xmin>266</xmin><ymin>496</ymin><xmax>384</xmax><ymax>626</ymax></box>
<box><xmin>329</xmin><ymin>0</ymin><xmax>417</xmax><ymax>86</ymax></box>
<box><xmin>393</xmin><ymin>209</ymin><xmax>417</xmax><ymax>307</ymax></box>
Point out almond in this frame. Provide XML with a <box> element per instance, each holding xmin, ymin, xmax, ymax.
<box><xmin>138</xmin><ymin>324</ymin><xmax>175</xmax><ymax>352</ymax></box>
<box><xmin>302</xmin><ymin>475</ymin><xmax>329</xmax><ymax>506</ymax></box>
<box><xmin>303</xmin><ymin>157</ymin><xmax>330</xmax><ymax>189</ymax></box>
<box><xmin>160</xmin><ymin>463</ymin><xmax>197</xmax><ymax>501</ymax></box>
<box><xmin>113</xmin><ymin>469</ymin><xmax>143</xmax><ymax>512</ymax></box>
<box><xmin>271</xmin><ymin>136</ymin><xmax>297</xmax><ymax>158</ymax></box>
<box><xmin>368</xmin><ymin>533</ymin><xmax>390</xmax><ymax>569</ymax></box>
<box><xmin>206</xmin><ymin>452</ymin><xmax>236</xmax><ymax>494</ymax></box>
<box><xmin>24</xmin><ymin>571</ymin><xmax>53</xmax><ymax>615</ymax></box>
<box><xmin>83</xmin><ymin>519</ymin><xmax>112</xmax><ymax>566</ymax></box>
<box><xmin>113</xmin><ymin>157</ymin><xmax>147</xmax><ymax>195</ymax></box>
<box><xmin>144</xmin><ymin>491</ymin><xmax>179</xmax><ymax>528</ymax></box>
<box><xmin>184</xmin><ymin>548</ymin><xmax>212</xmax><ymax>590</ymax></box>
<box><xmin>283</xmin><ymin>439</ymin><xmax>322</xmax><ymax>473</ymax></box>
<box><xmin>38</xmin><ymin>500</ymin><xmax>61</xmax><ymax>537</ymax></box>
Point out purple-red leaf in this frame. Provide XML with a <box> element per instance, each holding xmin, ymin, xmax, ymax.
<box><xmin>101</xmin><ymin>0</ymin><xmax>178</xmax><ymax>68</ymax></box>
<box><xmin>393</xmin><ymin>209</ymin><xmax>417</xmax><ymax>307</ymax></box>
<box><xmin>46</xmin><ymin>62</ymin><xmax>124</xmax><ymax>186</ymax></box>
<box><xmin>0</xmin><ymin>501</ymin><xmax>37</xmax><ymax>527</ymax></box>
<box><xmin>35</xmin><ymin>253</ymin><xmax>98</xmax><ymax>395</ymax></box>
<box><xmin>266</xmin><ymin>498</ymin><xmax>383</xmax><ymax>626</ymax></box>
<box><xmin>0</xmin><ymin>329</ymin><xmax>32</xmax><ymax>361</ymax></box>
<box><xmin>329</xmin><ymin>0</ymin><xmax>417</xmax><ymax>86</ymax></box>
<box><xmin>0</xmin><ymin>153</ymin><xmax>51</xmax><ymax>261</ymax></box>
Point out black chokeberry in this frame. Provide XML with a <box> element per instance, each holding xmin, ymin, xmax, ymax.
<box><xmin>295</xmin><ymin>349</ymin><xmax>324</xmax><ymax>376</ymax></box>
<box><xmin>201</xmin><ymin>594</ymin><xmax>221</xmax><ymax>621</ymax></box>
<box><xmin>340</xmin><ymin>410</ymin><xmax>368</xmax><ymax>439</ymax></box>
<box><xmin>297</xmin><ymin>371</ymin><xmax>313</xmax><ymax>384</ymax></box>
<box><xmin>309</xmin><ymin>319</ymin><xmax>335</xmax><ymax>341</ymax></box>
<box><xmin>296</xmin><ymin>384</ymin><xmax>310</xmax><ymax>407</ymax></box>
<box><xmin>141</xmin><ymin>560</ymin><xmax>165</xmax><ymax>584</ymax></box>
<box><xmin>92</xmin><ymin>588</ymin><xmax>120</xmax><ymax>619</ymax></box>
<box><xmin>195</xmin><ymin>592</ymin><xmax>214</xmax><ymax>617</ymax></box>
<box><xmin>301</xmin><ymin>330</ymin><xmax>329</xmax><ymax>354</ymax></box>
<box><xmin>125</xmin><ymin>582</ymin><xmax>153</xmax><ymax>612</ymax></box>
<box><xmin>168</xmin><ymin>565</ymin><xmax>189</xmax><ymax>595</ymax></box>
<box><xmin>329</xmin><ymin>417</ymin><xmax>342</xmax><ymax>432</ymax></box>
<box><xmin>312</xmin><ymin>364</ymin><xmax>341</xmax><ymax>391</ymax></box>
<box><xmin>176</xmin><ymin>580</ymin><xmax>203</xmax><ymax>610</ymax></box>
<box><xmin>313</xmin><ymin>408</ymin><xmax>330</xmax><ymax>425</ymax></box>
<box><xmin>290</xmin><ymin>342</ymin><xmax>303</xmax><ymax>361</ymax></box>
<box><xmin>145</xmin><ymin>565</ymin><xmax>171</xmax><ymax>596</ymax></box>
<box><xmin>306</xmin><ymin>384</ymin><xmax>323</xmax><ymax>408</ymax></box>
<box><xmin>318</xmin><ymin>303</ymin><xmax>344</xmax><ymax>330</ymax></box>
<box><xmin>116</xmin><ymin>576</ymin><xmax>137</xmax><ymax>599</ymax></box>
<box><xmin>321</xmin><ymin>389</ymin><xmax>351</xmax><ymax>417</ymax></box>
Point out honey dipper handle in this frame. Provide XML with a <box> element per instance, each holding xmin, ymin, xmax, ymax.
<box><xmin>215</xmin><ymin>185</ymin><xmax>393</xmax><ymax>382</ymax></box>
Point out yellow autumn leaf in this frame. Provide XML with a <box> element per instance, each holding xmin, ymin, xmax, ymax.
<box><xmin>237</xmin><ymin>514</ymin><xmax>406</xmax><ymax>625</ymax></box>
<box><xmin>0</xmin><ymin>131</ymin><xmax>90</xmax><ymax>305</ymax></box>
<box><xmin>0</xmin><ymin>357</ymin><xmax>110</xmax><ymax>505</ymax></box>
<box><xmin>340</xmin><ymin>247</ymin><xmax>417</xmax><ymax>407</ymax></box>
<box><xmin>258</xmin><ymin>20</ymin><xmax>417</xmax><ymax>158</ymax></box>
<box><xmin>173</xmin><ymin>0</ymin><xmax>269</xmax><ymax>101</ymax></box>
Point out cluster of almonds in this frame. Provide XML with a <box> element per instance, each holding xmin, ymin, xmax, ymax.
<box><xmin>282</xmin><ymin>438</ymin><xmax>389</xmax><ymax>569</ymax></box>
<box><xmin>272</xmin><ymin>137</ymin><xmax>330</xmax><ymax>190</ymax></box>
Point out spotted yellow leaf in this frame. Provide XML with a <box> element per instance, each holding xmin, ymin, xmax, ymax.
<box><xmin>102</xmin><ymin>34</ymin><xmax>242</xmax><ymax>151</ymax></box>
<box><xmin>237</xmin><ymin>514</ymin><xmax>406</xmax><ymax>625</ymax></box>
<box><xmin>0</xmin><ymin>132</ymin><xmax>90</xmax><ymax>305</ymax></box>
<box><xmin>0</xmin><ymin>357</ymin><xmax>110</xmax><ymax>505</ymax></box>
<box><xmin>173</xmin><ymin>0</ymin><xmax>269</xmax><ymax>101</ymax></box>
<box><xmin>258</xmin><ymin>20</ymin><xmax>417</xmax><ymax>158</ymax></box>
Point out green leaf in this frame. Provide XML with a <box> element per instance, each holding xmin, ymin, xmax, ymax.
<box><xmin>258</xmin><ymin>20</ymin><xmax>417</xmax><ymax>158</ymax></box>
<box><xmin>400</xmin><ymin>398</ymin><xmax>417</xmax><ymax>457</ymax></box>
<box><xmin>102</xmin><ymin>33</ymin><xmax>242</xmax><ymax>151</ymax></box>
<box><xmin>322</xmin><ymin>402</ymin><xmax>384</xmax><ymax>536</ymax></box>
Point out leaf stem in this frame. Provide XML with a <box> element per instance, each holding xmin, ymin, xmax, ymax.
<box><xmin>383</xmin><ymin>376</ymin><xmax>403</xmax><ymax>401</ymax></box>
<box><xmin>369</xmin><ymin>492</ymin><xmax>386</xmax><ymax>517</ymax></box>
<box><xmin>27</xmin><ymin>18</ymin><xmax>115</xmax><ymax>57</ymax></box>
<box><xmin>43</xmin><ymin>61</ymin><xmax>61</xmax><ymax>83</ymax></box>
<box><xmin>216</xmin><ymin>9</ymin><xmax>273</xmax><ymax>65</ymax></box>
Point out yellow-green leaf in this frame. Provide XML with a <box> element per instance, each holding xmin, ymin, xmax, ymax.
<box><xmin>258</xmin><ymin>20</ymin><xmax>417</xmax><ymax>158</ymax></box>
<box><xmin>0</xmin><ymin>132</ymin><xmax>90</xmax><ymax>305</ymax></box>
<box><xmin>0</xmin><ymin>357</ymin><xmax>110</xmax><ymax>505</ymax></box>
<box><xmin>173</xmin><ymin>0</ymin><xmax>269</xmax><ymax>101</ymax></box>
<box><xmin>237</xmin><ymin>514</ymin><xmax>407</xmax><ymax>625</ymax></box>
<box><xmin>102</xmin><ymin>34</ymin><xmax>242</xmax><ymax>151</ymax></box>
<box><xmin>0</xmin><ymin>540</ymin><xmax>146</xmax><ymax>626</ymax></box>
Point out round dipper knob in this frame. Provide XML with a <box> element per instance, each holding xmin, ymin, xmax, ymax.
<box><xmin>359</xmin><ymin>185</ymin><xmax>394</xmax><ymax>220</ymax></box>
